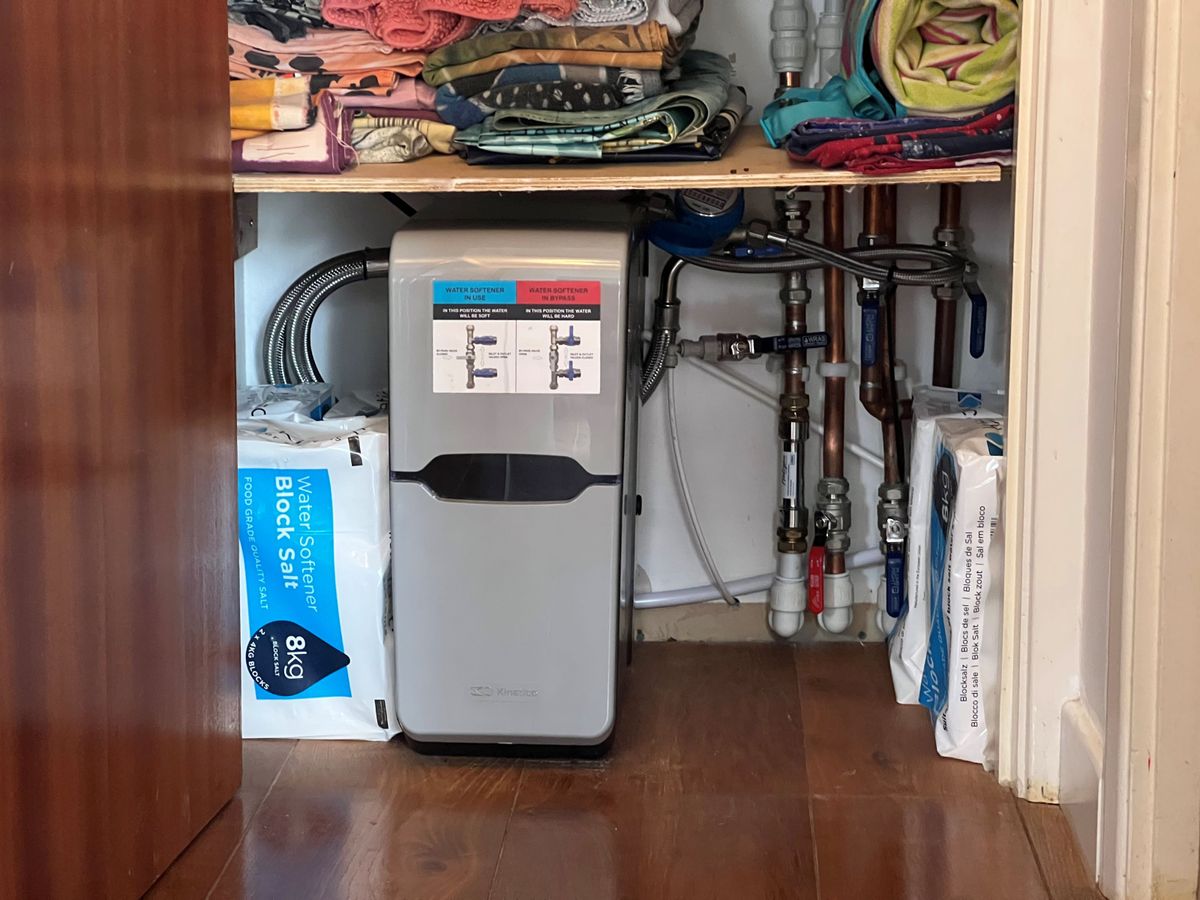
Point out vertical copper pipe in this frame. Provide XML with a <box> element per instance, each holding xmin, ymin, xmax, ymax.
<box><xmin>879</xmin><ymin>186</ymin><xmax>903</xmax><ymax>486</ymax></box>
<box><xmin>822</xmin><ymin>186</ymin><xmax>847</xmax><ymax>575</ymax></box>
<box><xmin>939</xmin><ymin>182</ymin><xmax>962</xmax><ymax>224</ymax></box>
<box><xmin>859</xmin><ymin>185</ymin><xmax>887</xmax><ymax>422</ymax></box>
<box><xmin>932</xmin><ymin>184</ymin><xmax>962</xmax><ymax>387</ymax></box>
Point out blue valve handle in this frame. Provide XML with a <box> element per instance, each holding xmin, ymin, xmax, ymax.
<box><xmin>885</xmin><ymin>548</ymin><xmax>906</xmax><ymax>619</ymax></box>
<box><xmin>473</xmin><ymin>335</ymin><xmax>498</xmax><ymax>345</ymax></box>
<box><xmin>861</xmin><ymin>300</ymin><xmax>880</xmax><ymax>367</ymax></box>
<box><xmin>967</xmin><ymin>287</ymin><xmax>987</xmax><ymax>359</ymax></box>
<box><xmin>563</xmin><ymin>361</ymin><xmax>580</xmax><ymax>380</ymax></box>
<box><xmin>473</xmin><ymin>368</ymin><xmax>498</xmax><ymax>378</ymax></box>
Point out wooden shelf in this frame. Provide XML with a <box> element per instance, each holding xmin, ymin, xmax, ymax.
<box><xmin>232</xmin><ymin>129</ymin><xmax>1004</xmax><ymax>194</ymax></box>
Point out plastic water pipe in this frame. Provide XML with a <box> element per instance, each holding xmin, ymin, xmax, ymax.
<box><xmin>815</xmin><ymin>0</ymin><xmax>846</xmax><ymax>82</ymax></box>
<box><xmin>634</xmin><ymin>547</ymin><xmax>885</xmax><ymax>609</ymax></box>
<box><xmin>771</xmin><ymin>0</ymin><xmax>810</xmax><ymax>88</ymax></box>
<box><xmin>685</xmin><ymin>358</ymin><xmax>885</xmax><ymax>471</ymax></box>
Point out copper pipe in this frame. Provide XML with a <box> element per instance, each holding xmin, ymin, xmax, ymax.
<box><xmin>932</xmin><ymin>184</ymin><xmax>963</xmax><ymax>387</ymax></box>
<box><xmin>859</xmin><ymin>186</ymin><xmax>889</xmax><ymax>422</ymax></box>
<box><xmin>939</xmin><ymin>183</ymin><xmax>962</xmax><ymax>224</ymax></box>
<box><xmin>822</xmin><ymin>186</ymin><xmax>847</xmax><ymax>575</ymax></box>
<box><xmin>879</xmin><ymin>186</ymin><xmax>903</xmax><ymax>485</ymax></box>
<box><xmin>779</xmin><ymin>71</ymin><xmax>804</xmax><ymax>89</ymax></box>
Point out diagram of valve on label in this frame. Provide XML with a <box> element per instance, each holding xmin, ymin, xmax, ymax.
<box><xmin>431</xmin><ymin>280</ymin><xmax>602</xmax><ymax>394</ymax></box>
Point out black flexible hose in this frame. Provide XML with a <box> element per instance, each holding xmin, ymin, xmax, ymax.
<box><xmin>263</xmin><ymin>249</ymin><xmax>389</xmax><ymax>385</ymax></box>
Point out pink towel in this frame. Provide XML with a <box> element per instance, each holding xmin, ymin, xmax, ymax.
<box><xmin>323</xmin><ymin>0</ymin><xmax>579</xmax><ymax>51</ymax></box>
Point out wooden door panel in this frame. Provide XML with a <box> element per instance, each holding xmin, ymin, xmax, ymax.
<box><xmin>0</xmin><ymin>1</ymin><xmax>239</xmax><ymax>897</ymax></box>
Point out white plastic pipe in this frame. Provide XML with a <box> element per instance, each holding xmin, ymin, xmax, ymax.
<box><xmin>770</xmin><ymin>0</ymin><xmax>810</xmax><ymax>83</ymax></box>
<box><xmin>815</xmin><ymin>0</ymin><xmax>846</xmax><ymax>81</ymax></box>
<box><xmin>818</xmin><ymin>570</ymin><xmax>855</xmax><ymax>634</ymax></box>
<box><xmin>634</xmin><ymin>547</ymin><xmax>884</xmax><ymax>609</ymax></box>
<box><xmin>768</xmin><ymin>551</ymin><xmax>806</xmax><ymax>637</ymax></box>
<box><xmin>687</xmin><ymin>358</ymin><xmax>886</xmax><ymax>470</ymax></box>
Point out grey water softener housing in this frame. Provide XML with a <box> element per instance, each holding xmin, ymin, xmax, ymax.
<box><xmin>389</xmin><ymin>203</ymin><xmax>643</xmax><ymax>747</ymax></box>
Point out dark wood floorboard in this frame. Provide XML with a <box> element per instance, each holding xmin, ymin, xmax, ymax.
<box><xmin>154</xmin><ymin>642</ymin><xmax>1096</xmax><ymax>900</ymax></box>
<box><xmin>812</xmin><ymin>794</ymin><xmax>1049</xmax><ymax>900</ymax></box>
<box><xmin>796</xmin><ymin>643</ymin><xmax>1013</xmax><ymax>801</ymax></box>
<box><xmin>144</xmin><ymin>740</ymin><xmax>295</xmax><ymax>900</ymax></box>
<box><xmin>1018</xmin><ymin>800</ymin><xmax>1105</xmax><ymax>899</ymax></box>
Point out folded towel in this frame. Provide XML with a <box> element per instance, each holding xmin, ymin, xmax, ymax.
<box><xmin>321</xmin><ymin>0</ymin><xmax>579</xmax><ymax>52</ymax></box>
<box><xmin>871</xmin><ymin>0</ymin><xmax>1019</xmax><ymax>115</ymax></box>
<box><xmin>436</xmin><ymin>63</ymin><xmax>663</xmax><ymax>127</ymax></box>
<box><xmin>423</xmin><ymin>22</ymin><xmax>676</xmax><ymax>85</ymax></box>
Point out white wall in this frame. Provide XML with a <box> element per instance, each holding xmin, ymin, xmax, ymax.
<box><xmin>235</xmin><ymin>2</ymin><xmax>1014</xmax><ymax>629</ymax></box>
<box><xmin>237</xmin><ymin>183</ymin><xmax>1012</xmax><ymax>624</ymax></box>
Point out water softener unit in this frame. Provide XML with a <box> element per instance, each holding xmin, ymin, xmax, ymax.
<box><xmin>388</xmin><ymin>204</ymin><xmax>643</xmax><ymax>749</ymax></box>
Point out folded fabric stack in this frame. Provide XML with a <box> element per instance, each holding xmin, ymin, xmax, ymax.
<box><xmin>230</xmin><ymin>76</ymin><xmax>315</xmax><ymax>141</ymax></box>
<box><xmin>229</xmin><ymin>0</ymin><xmax>741</xmax><ymax>171</ymax></box>
<box><xmin>761</xmin><ymin>0</ymin><xmax>1019</xmax><ymax>173</ymax></box>
<box><xmin>421</xmin><ymin>2</ymin><xmax>751</xmax><ymax>166</ymax></box>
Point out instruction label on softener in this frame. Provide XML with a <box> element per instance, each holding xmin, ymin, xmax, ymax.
<box><xmin>431</xmin><ymin>280</ymin><xmax>601</xmax><ymax>394</ymax></box>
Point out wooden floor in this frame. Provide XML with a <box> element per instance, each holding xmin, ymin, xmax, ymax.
<box><xmin>148</xmin><ymin>643</ymin><xmax>1100</xmax><ymax>900</ymax></box>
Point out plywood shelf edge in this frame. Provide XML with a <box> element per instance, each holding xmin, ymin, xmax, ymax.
<box><xmin>232</xmin><ymin>130</ymin><xmax>1004</xmax><ymax>194</ymax></box>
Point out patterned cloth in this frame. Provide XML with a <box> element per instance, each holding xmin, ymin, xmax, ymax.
<box><xmin>321</xmin><ymin>0</ymin><xmax>577</xmax><ymax>51</ymax></box>
<box><xmin>435</xmin><ymin>63</ymin><xmax>663</xmax><ymax>127</ymax></box>
<box><xmin>228</xmin><ymin>0</ymin><xmax>326</xmax><ymax>41</ymax></box>
<box><xmin>462</xmin><ymin>81</ymin><xmax>746</xmax><ymax>164</ymax></box>
<box><xmin>474</xmin><ymin>0</ymin><xmax>699</xmax><ymax>36</ymax></box>
<box><xmin>423</xmin><ymin>21</ymin><xmax>678</xmax><ymax>86</ymax></box>
<box><xmin>230</xmin><ymin>76</ymin><xmax>315</xmax><ymax>132</ymax></box>
<box><xmin>337</xmin><ymin>76</ymin><xmax>438</xmax><ymax>107</ymax></box>
<box><xmin>871</xmin><ymin>0</ymin><xmax>1019</xmax><ymax>115</ymax></box>
<box><xmin>351</xmin><ymin>114</ymin><xmax>457</xmax><ymax>161</ymax></box>
<box><xmin>229</xmin><ymin>19</ymin><xmax>426</xmax><ymax>81</ymax></box>
<box><xmin>455</xmin><ymin>49</ymin><xmax>729</xmax><ymax>158</ymax></box>
<box><xmin>233</xmin><ymin>91</ymin><xmax>357</xmax><ymax>173</ymax></box>
<box><xmin>786</xmin><ymin>98</ymin><xmax>1014</xmax><ymax>172</ymax></box>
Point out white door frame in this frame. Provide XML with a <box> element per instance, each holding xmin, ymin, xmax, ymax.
<box><xmin>1003</xmin><ymin>0</ymin><xmax>1200</xmax><ymax>896</ymax></box>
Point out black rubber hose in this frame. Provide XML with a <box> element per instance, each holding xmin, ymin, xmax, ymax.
<box><xmin>289</xmin><ymin>249</ymin><xmax>389</xmax><ymax>383</ymax></box>
<box><xmin>262</xmin><ymin>249</ymin><xmax>389</xmax><ymax>385</ymax></box>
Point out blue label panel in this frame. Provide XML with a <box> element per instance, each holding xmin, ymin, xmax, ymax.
<box><xmin>238</xmin><ymin>468</ymin><xmax>350</xmax><ymax>699</ymax></box>
<box><xmin>919</xmin><ymin>446</ymin><xmax>958</xmax><ymax>719</ymax></box>
<box><xmin>433</xmin><ymin>280</ymin><xmax>516</xmax><ymax>305</ymax></box>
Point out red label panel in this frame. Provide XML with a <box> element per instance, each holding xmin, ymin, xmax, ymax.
<box><xmin>517</xmin><ymin>281</ymin><xmax>600</xmax><ymax>306</ymax></box>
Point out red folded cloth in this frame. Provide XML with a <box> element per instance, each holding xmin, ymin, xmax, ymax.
<box><xmin>794</xmin><ymin>104</ymin><xmax>1014</xmax><ymax>170</ymax></box>
<box><xmin>323</xmin><ymin>0</ymin><xmax>578</xmax><ymax>51</ymax></box>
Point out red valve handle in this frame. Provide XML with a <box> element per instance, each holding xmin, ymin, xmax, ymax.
<box><xmin>808</xmin><ymin>546</ymin><xmax>826</xmax><ymax>614</ymax></box>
